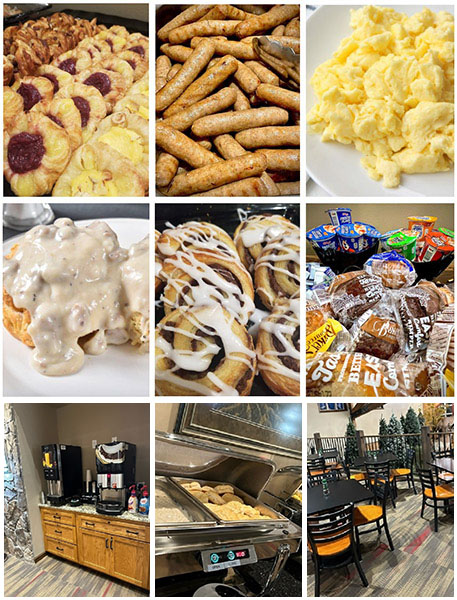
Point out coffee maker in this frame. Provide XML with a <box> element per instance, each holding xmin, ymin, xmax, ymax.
<box><xmin>42</xmin><ymin>444</ymin><xmax>82</xmax><ymax>506</ymax></box>
<box><xmin>95</xmin><ymin>441</ymin><xmax>136</xmax><ymax>515</ymax></box>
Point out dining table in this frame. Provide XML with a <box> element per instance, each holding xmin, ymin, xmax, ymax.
<box><xmin>427</xmin><ymin>457</ymin><xmax>454</xmax><ymax>474</ymax></box>
<box><xmin>307</xmin><ymin>479</ymin><xmax>374</xmax><ymax>515</ymax></box>
<box><xmin>308</xmin><ymin>450</ymin><xmax>339</xmax><ymax>461</ymax></box>
<box><xmin>353</xmin><ymin>453</ymin><xmax>397</xmax><ymax>468</ymax></box>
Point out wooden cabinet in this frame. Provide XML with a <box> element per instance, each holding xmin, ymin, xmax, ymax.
<box><xmin>40</xmin><ymin>508</ymin><xmax>149</xmax><ymax>590</ymax></box>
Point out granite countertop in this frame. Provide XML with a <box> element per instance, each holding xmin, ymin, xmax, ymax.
<box><xmin>38</xmin><ymin>503</ymin><xmax>150</xmax><ymax>524</ymax></box>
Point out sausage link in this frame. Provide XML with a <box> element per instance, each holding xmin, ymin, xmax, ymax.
<box><xmin>235</xmin><ymin>5</ymin><xmax>300</xmax><ymax>38</ymax></box>
<box><xmin>244</xmin><ymin>61</ymin><xmax>279</xmax><ymax>86</ymax></box>
<box><xmin>168</xmin><ymin>153</ymin><xmax>267</xmax><ymax>195</ymax></box>
<box><xmin>163</xmin><ymin>55</ymin><xmax>238</xmax><ymax>118</ymax></box>
<box><xmin>160</xmin><ymin>44</ymin><xmax>193</xmax><ymax>63</ymax></box>
<box><xmin>156</xmin><ymin>55</ymin><xmax>171</xmax><ymax>92</ymax></box>
<box><xmin>156</xmin><ymin>123</ymin><xmax>221</xmax><ymax>169</ymax></box>
<box><xmin>233</xmin><ymin>60</ymin><xmax>261</xmax><ymax>94</ymax></box>
<box><xmin>158</xmin><ymin>5</ymin><xmax>215</xmax><ymax>41</ymax></box>
<box><xmin>156</xmin><ymin>152</ymin><xmax>179</xmax><ymax>187</ymax></box>
<box><xmin>277</xmin><ymin>180</ymin><xmax>300</xmax><ymax>195</ymax></box>
<box><xmin>190</xmin><ymin>37</ymin><xmax>258</xmax><ymax>60</ymax></box>
<box><xmin>256</xmin><ymin>83</ymin><xmax>300</xmax><ymax>112</ymax></box>
<box><xmin>192</xmin><ymin>107</ymin><xmax>289</xmax><ymax>137</ymax></box>
<box><xmin>230</xmin><ymin>83</ymin><xmax>251</xmax><ymax>111</ymax></box>
<box><xmin>162</xmin><ymin>88</ymin><xmax>237</xmax><ymax>132</ymax></box>
<box><xmin>255</xmin><ymin>149</ymin><xmax>300</xmax><ymax>171</ymax></box>
<box><xmin>166</xmin><ymin>64</ymin><xmax>181</xmax><ymax>81</ymax></box>
<box><xmin>191</xmin><ymin>177</ymin><xmax>265</xmax><ymax>196</ymax></box>
<box><xmin>168</xmin><ymin>20</ymin><xmax>241</xmax><ymax>44</ymax></box>
<box><xmin>156</xmin><ymin>39</ymin><xmax>215</xmax><ymax>112</ymax></box>
<box><xmin>235</xmin><ymin>126</ymin><xmax>300</xmax><ymax>148</ymax></box>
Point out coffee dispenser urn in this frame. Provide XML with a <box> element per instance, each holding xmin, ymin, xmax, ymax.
<box><xmin>42</xmin><ymin>444</ymin><xmax>82</xmax><ymax>506</ymax></box>
<box><xmin>95</xmin><ymin>441</ymin><xmax>136</xmax><ymax>515</ymax></box>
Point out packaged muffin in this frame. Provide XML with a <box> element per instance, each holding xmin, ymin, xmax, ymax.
<box><xmin>408</xmin><ymin>216</ymin><xmax>437</xmax><ymax>241</ymax></box>
<box><xmin>364</xmin><ymin>251</ymin><xmax>416</xmax><ymax>289</ymax></box>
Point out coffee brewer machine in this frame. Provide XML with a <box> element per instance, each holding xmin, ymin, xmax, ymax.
<box><xmin>95</xmin><ymin>441</ymin><xmax>136</xmax><ymax>515</ymax></box>
<box><xmin>42</xmin><ymin>444</ymin><xmax>82</xmax><ymax>506</ymax></box>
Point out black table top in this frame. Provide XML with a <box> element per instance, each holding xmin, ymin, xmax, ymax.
<box><xmin>353</xmin><ymin>453</ymin><xmax>397</xmax><ymax>467</ymax></box>
<box><xmin>428</xmin><ymin>457</ymin><xmax>454</xmax><ymax>474</ymax></box>
<box><xmin>308</xmin><ymin>451</ymin><xmax>339</xmax><ymax>461</ymax></box>
<box><xmin>307</xmin><ymin>479</ymin><xmax>374</xmax><ymax>515</ymax></box>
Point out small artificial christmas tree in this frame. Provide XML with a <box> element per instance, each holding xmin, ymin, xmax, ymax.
<box><xmin>387</xmin><ymin>414</ymin><xmax>407</xmax><ymax>467</ymax></box>
<box><xmin>344</xmin><ymin>418</ymin><xmax>358</xmax><ymax>466</ymax></box>
<box><xmin>378</xmin><ymin>416</ymin><xmax>388</xmax><ymax>453</ymax></box>
<box><xmin>418</xmin><ymin>408</ymin><xmax>425</xmax><ymax>428</ymax></box>
<box><xmin>403</xmin><ymin>406</ymin><xmax>421</xmax><ymax>448</ymax></box>
<box><xmin>400</xmin><ymin>415</ymin><xmax>406</xmax><ymax>431</ymax></box>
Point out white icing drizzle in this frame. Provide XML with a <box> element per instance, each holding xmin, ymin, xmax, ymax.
<box><xmin>157</xmin><ymin>221</ymin><xmax>239</xmax><ymax>261</ymax></box>
<box><xmin>247</xmin><ymin>307</ymin><xmax>271</xmax><ymax>342</ymax></box>
<box><xmin>235</xmin><ymin>214</ymin><xmax>298</xmax><ymax>249</ymax></box>
<box><xmin>155</xmin><ymin>305</ymin><xmax>256</xmax><ymax>396</ymax></box>
<box><xmin>258</xmin><ymin>298</ymin><xmax>300</xmax><ymax>381</ymax></box>
<box><xmin>255</xmin><ymin>229</ymin><xmax>300</xmax><ymax>305</ymax></box>
<box><xmin>162</xmin><ymin>250</ymin><xmax>254</xmax><ymax>325</ymax></box>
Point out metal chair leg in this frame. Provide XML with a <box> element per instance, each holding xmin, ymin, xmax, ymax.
<box><xmin>314</xmin><ymin>561</ymin><xmax>320</xmax><ymax>597</ymax></box>
<box><xmin>434</xmin><ymin>504</ymin><xmax>438</xmax><ymax>532</ymax></box>
<box><xmin>352</xmin><ymin>548</ymin><xmax>368</xmax><ymax>587</ymax></box>
<box><xmin>420</xmin><ymin>496</ymin><xmax>425</xmax><ymax>518</ymax></box>
<box><xmin>383</xmin><ymin>518</ymin><xmax>395</xmax><ymax>551</ymax></box>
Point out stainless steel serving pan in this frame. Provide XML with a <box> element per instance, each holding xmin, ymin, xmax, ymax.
<box><xmin>155</xmin><ymin>477</ymin><xmax>217</xmax><ymax>533</ymax></box>
<box><xmin>172</xmin><ymin>477</ymin><xmax>289</xmax><ymax>527</ymax></box>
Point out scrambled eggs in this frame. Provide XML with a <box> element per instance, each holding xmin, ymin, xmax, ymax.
<box><xmin>307</xmin><ymin>6</ymin><xmax>454</xmax><ymax>188</ymax></box>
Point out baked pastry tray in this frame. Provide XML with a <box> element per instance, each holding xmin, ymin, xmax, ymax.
<box><xmin>155</xmin><ymin>202</ymin><xmax>300</xmax><ymax>396</ymax></box>
<box><xmin>4</xmin><ymin>7</ymin><xmax>148</xmax><ymax>196</ymax></box>
<box><xmin>155</xmin><ymin>476</ymin><xmax>217</xmax><ymax>533</ymax></box>
<box><xmin>172</xmin><ymin>477</ymin><xmax>289</xmax><ymax>527</ymax></box>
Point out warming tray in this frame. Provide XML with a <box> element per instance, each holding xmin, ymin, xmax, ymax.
<box><xmin>155</xmin><ymin>476</ymin><xmax>217</xmax><ymax>533</ymax></box>
<box><xmin>172</xmin><ymin>477</ymin><xmax>289</xmax><ymax>527</ymax></box>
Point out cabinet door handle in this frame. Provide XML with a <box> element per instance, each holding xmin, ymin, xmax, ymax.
<box><xmin>56</xmin><ymin>546</ymin><xmax>64</xmax><ymax>552</ymax></box>
<box><xmin>54</xmin><ymin>530</ymin><xmax>62</xmax><ymax>534</ymax></box>
<box><xmin>126</xmin><ymin>530</ymin><xmax>139</xmax><ymax>535</ymax></box>
<box><xmin>53</xmin><ymin>515</ymin><xmax>61</xmax><ymax>519</ymax></box>
<box><xmin>85</xmin><ymin>522</ymin><xmax>95</xmax><ymax>526</ymax></box>
<box><xmin>105</xmin><ymin>538</ymin><xmax>109</xmax><ymax>549</ymax></box>
<box><xmin>110</xmin><ymin>537</ymin><xmax>113</xmax><ymax>550</ymax></box>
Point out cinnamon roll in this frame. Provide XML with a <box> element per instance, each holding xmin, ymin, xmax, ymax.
<box><xmin>155</xmin><ymin>305</ymin><xmax>256</xmax><ymax>396</ymax></box>
<box><xmin>257</xmin><ymin>298</ymin><xmax>300</xmax><ymax>396</ymax></box>
<box><xmin>162</xmin><ymin>250</ymin><xmax>255</xmax><ymax>325</ymax></box>
<box><xmin>254</xmin><ymin>229</ymin><xmax>300</xmax><ymax>310</ymax></box>
<box><xmin>234</xmin><ymin>214</ymin><xmax>299</xmax><ymax>274</ymax></box>
<box><xmin>157</xmin><ymin>221</ymin><xmax>239</xmax><ymax>261</ymax></box>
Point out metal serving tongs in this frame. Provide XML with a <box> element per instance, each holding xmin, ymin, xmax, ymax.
<box><xmin>253</xmin><ymin>37</ymin><xmax>299</xmax><ymax>90</ymax></box>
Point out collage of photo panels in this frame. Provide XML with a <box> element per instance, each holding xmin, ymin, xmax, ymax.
<box><xmin>1</xmin><ymin>1</ymin><xmax>455</xmax><ymax>599</ymax></box>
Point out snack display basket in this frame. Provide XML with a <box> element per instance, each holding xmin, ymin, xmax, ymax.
<box><xmin>311</xmin><ymin>241</ymin><xmax>380</xmax><ymax>275</ymax></box>
<box><xmin>413</xmin><ymin>252</ymin><xmax>454</xmax><ymax>282</ymax></box>
<box><xmin>155</xmin><ymin>431</ymin><xmax>302</xmax><ymax>578</ymax></box>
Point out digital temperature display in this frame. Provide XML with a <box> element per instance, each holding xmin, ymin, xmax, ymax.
<box><xmin>209</xmin><ymin>549</ymin><xmax>250</xmax><ymax>563</ymax></box>
<box><xmin>236</xmin><ymin>551</ymin><xmax>247</xmax><ymax>558</ymax></box>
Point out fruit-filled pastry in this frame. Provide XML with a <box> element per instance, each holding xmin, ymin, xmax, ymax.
<box><xmin>55</xmin><ymin>82</ymin><xmax>107</xmax><ymax>142</ymax></box>
<box><xmin>36</xmin><ymin>64</ymin><xmax>73</xmax><ymax>94</ymax></box>
<box><xmin>117</xmin><ymin>50</ymin><xmax>148</xmax><ymax>80</ymax></box>
<box><xmin>4</xmin><ymin>111</ymin><xmax>71</xmax><ymax>196</ymax></box>
<box><xmin>33</xmin><ymin>96</ymin><xmax>83</xmax><ymax>150</ymax></box>
<box><xmin>12</xmin><ymin>75</ymin><xmax>54</xmax><ymax>111</ymax></box>
<box><xmin>4</xmin><ymin>86</ymin><xmax>25</xmax><ymax>129</ymax></box>
<box><xmin>76</xmin><ymin>67</ymin><xmax>128</xmax><ymax>112</ymax></box>
<box><xmin>53</xmin><ymin>49</ymin><xmax>93</xmax><ymax>75</ymax></box>
<box><xmin>98</xmin><ymin>56</ymin><xmax>134</xmax><ymax>89</ymax></box>
<box><xmin>52</xmin><ymin>142</ymin><xmax>146</xmax><ymax>197</ymax></box>
<box><xmin>113</xmin><ymin>93</ymin><xmax>148</xmax><ymax>120</ymax></box>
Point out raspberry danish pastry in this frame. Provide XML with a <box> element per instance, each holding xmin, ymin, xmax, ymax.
<box><xmin>76</xmin><ymin>67</ymin><xmax>128</xmax><ymax>112</ymax></box>
<box><xmin>12</xmin><ymin>76</ymin><xmax>54</xmax><ymax>112</ymax></box>
<box><xmin>53</xmin><ymin>49</ymin><xmax>92</xmax><ymax>75</ymax></box>
<box><xmin>4</xmin><ymin>111</ymin><xmax>71</xmax><ymax>196</ymax></box>
<box><xmin>36</xmin><ymin>64</ymin><xmax>73</xmax><ymax>94</ymax></box>
<box><xmin>55</xmin><ymin>82</ymin><xmax>107</xmax><ymax>141</ymax></box>
<box><xmin>155</xmin><ymin>304</ymin><xmax>256</xmax><ymax>396</ymax></box>
<box><xmin>33</xmin><ymin>97</ymin><xmax>83</xmax><ymax>150</ymax></box>
<box><xmin>257</xmin><ymin>298</ymin><xmax>300</xmax><ymax>396</ymax></box>
<box><xmin>117</xmin><ymin>50</ymin><xmax>148</xmax><ymax>81</ymax></box>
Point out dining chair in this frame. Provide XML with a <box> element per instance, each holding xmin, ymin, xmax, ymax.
<box><xmin>391</xmin><ymin>447</ymin><xmax>417</xmax><ymax>495</ymax></box>
<box><xmin>308</xmin><ymin>457</ymin><xmax>329</xmax><ymax>477</ymax></box>
<box><xmin>308</xmin><ymin>503</ymin><xmax>368</xmax><ymax>597</ymax></box>
<box><xmin>308</xmin><ymin>470</ymin><xmax>339</xmax><ymax>488</ymax></box>
<box><xmin>418</xmin><ymin>468</ymin><xmax>454</xmax><ymax>532</ymax></box>
<box><xmin>354</xmin><ymin>473</ymin><xmax>394</xmax><ymax>555</ymax></box>
<box><xmin>365</xmin><ymin>461</ymin><xmax>396</xmax><ymax>509</ymax></box>
<box><xmin>323</xmin><ymin>448</ymin><xmax>344</xmax><ymax>473</ymax></box>
<box><xmin>343</xmin><ymin>460</ymin><xmax>366</xmax><ymax>485</ymax></box>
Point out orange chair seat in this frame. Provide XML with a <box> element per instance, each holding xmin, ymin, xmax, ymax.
<box><xmin>391</xmin><ymin>468</ymin><xmax>410</xmax><ymax>476</ymax></box>
<box><xmin>308</xmin><ymin>534</ymin><xmax>351</xmax><ymax>556</ymax></box>
<box><xmin>369</xmin><ymin>476</ymin><xmax>394</xmax><ymax>484</ymax></box>
<box><xmin>350</xmin><ymin>473</ymin><xmax>366</xmax><ymax>481</ymax></box>
<box><xmin>309</xmin><ymin>469</ymin><xmax>329</xmax><ymax>476</ymax></box>
<box><xmin>354</xmin><ymin>505</ymin><xmax>382</xmax><ymax>525</ymax></box>
<box><xmin>424</xmin><ymin>484</ymin><xmax>454</xmax><ymax>499</ymax></box>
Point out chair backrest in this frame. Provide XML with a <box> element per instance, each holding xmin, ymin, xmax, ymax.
<box><xmin>432</xmin><ymin>449</ymin><xmax>453</xmax><ymax>459</ymax></box>
<box><xmin>418</xmin><ymin>469</ymin><xmax>436</xmax><ymax>500</ymax></box>
<box><xmin>371</xmin><ymin>472</ymin><xmax>389</xmax><ymax>514</ymax></box>
<box><xmin>308</xmin><ymin>457</ymin><xmax>326</xmax><ymax>475</ymax></box>
<box><xmin>308</xmin><ymin>470</ymin><xmax>339</xmax><ymax>487</ymax></box>
<box><xmin>405</xmin><ymin>447</ymin><xmax>415</xmax><ymax>470</ymax></box>
<box><xmin>307</xmin><ymin>503</ymin><xmax>355</xmax><ymax>557</ymax></box>
<box><xmin>365</xmin><ymin>461</ymin><xmax>390</xmax><ymax>503</ymax></box>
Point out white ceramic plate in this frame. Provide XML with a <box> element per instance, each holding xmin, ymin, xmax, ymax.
<box><xmin>306</xmin><ymin>5</ymin><xmax>454</xmax><ymax>197</ymax></box>
<box><xmin>3</xmin><ymin>218</ymin><xmax>150</xmax><ymax>397</ymax></box>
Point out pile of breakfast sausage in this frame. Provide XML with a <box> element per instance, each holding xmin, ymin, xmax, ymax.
<box><xmin>156</xmin><ymin>4</ymin><xmax>300</xmax><ymax>196</ymax></box>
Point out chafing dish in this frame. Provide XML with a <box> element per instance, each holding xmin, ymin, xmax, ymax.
<box><xmin>155</xmin><ymin>431</ymin><xmax>302</xmax><ymax>580</ymax></box>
